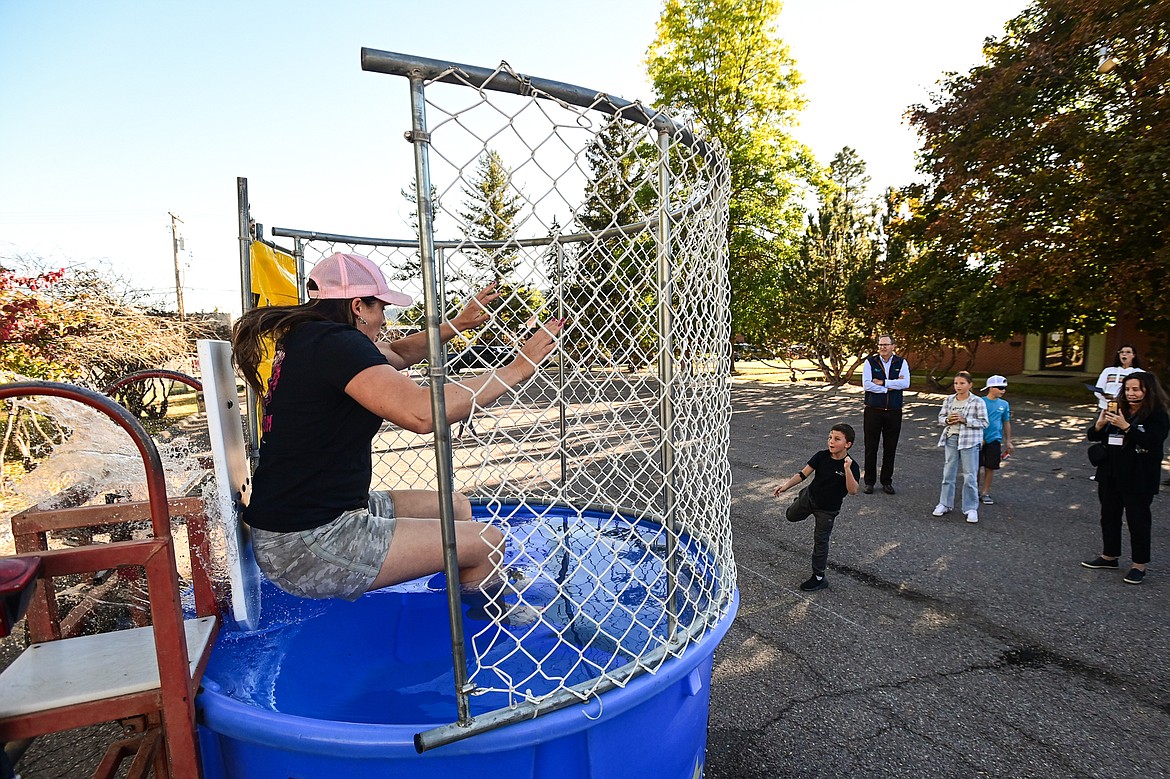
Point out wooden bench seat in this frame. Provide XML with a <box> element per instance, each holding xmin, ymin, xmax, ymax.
<box><xmin>0</xmin><ymin>616</ymin><xmax>216</xmax><ymax>720</ymax></box>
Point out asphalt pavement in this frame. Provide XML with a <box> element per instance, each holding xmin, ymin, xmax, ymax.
<box><xmin>705</xmin><ymin>379</ymin><xmax>1168</xmax><ymax>779</ymax></box>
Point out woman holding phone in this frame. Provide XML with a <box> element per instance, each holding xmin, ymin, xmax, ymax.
<box><xmin>1081</xmin><ymin>371</ymin><xmax>1169</xmax><ymax>584</ymax></box>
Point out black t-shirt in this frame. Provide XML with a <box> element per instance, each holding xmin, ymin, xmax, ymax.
<box><xmin>244</xmin><ymin>321</ymin><xmax>388</xmax><ymax>532</ymax></box>
<box><xmin>806</xmin><ymin>449</ymin><xmax>859</xmax><ymax>512</ymax></box>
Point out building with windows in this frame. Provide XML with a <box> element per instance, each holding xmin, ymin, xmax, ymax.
<box><xmin>941</xmin><ymin>318</ymin><xmax>1157</xmax><ymax>381</ymax></box>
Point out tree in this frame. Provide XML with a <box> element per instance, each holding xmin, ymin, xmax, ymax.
<box><xmin>0</xmin><ymin>265</ymin><xmax>67</xmax><ymax>379</ymax></box>
<box><xmin>450</xmin><ymin>149</ymin><xmax>547</xmax><ymax>342</ymax></box>
<box><xmin>1</xmin><ymin>258</ymin><xmax>194</xmax><ymax>391</ymax></box>
<box><xmin>907</xmin><ymin>0</ymin><xmax>1170</xmax><ymax>364</ymax></box>
<box><xmin>1</xmin><ymin>258</ymin><xmax>209</xmax><ymax>460</ymax></box>
<box><xmin>561</xmin><ymin>117</ymin><xmax>660</xmax><ymax>370</ymax></box>
<box><xmin>874</xmin><ymin>185</ymin><xmax>1007</xmax><ymax>388</ymax></box>
<box><xmin>774</xmin><ymin>148</ymin><xmax>881</xmax><ymax>384</ymax></box>
<box><xmin>647</xmin><ymin>0</ymin><xmax>815</xmax><ymax>355</ymax></box>
<box><xmin>458</xmin><ymin>149</ymin><xmax>523</xmax><ymax>287</ymax></box>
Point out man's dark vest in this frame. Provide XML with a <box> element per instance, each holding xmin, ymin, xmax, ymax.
<box><xmin>864</xmin><ymin>354</ymin><xmax>905</xmax><ymax>410</ymax></box>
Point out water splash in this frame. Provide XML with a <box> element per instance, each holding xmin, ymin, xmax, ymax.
<box><xmin>1</xmin><ymin>384</ymin><xmax>221</xmax><ymax>589</ymax></box>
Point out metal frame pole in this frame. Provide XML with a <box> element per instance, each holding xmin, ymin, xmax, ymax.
<box><xmin>405</xmin><ymin>74</ymin><xmax>473</xmax><ymax>726</ymax></box>
<box><xmin>656</xmin><ymin>129</ymin><xmax>679</xmax><ymax>636</ymax></box>
<box><xmin>236</xmin><ymin>177</ymin><xmax>252</xmax><ymax>317</ymax></box>
<box><xmin>556</xmin><ymin>240</ymin><xmax>567</xmax><ymax>484</ymax></box>
<box><xmin>236</xmin><ymin>177</ymin><xmax>262</xmax><ymax>462</ymax></box>
<box><xmin>436</xmin><ymin>246</ymin><xmax>448</xmax><ymax>309</ymax></box>
<box><xmin>293</xmin><ymin>237</ymin><xmax>306</xmax><ymax>303</ymax></box>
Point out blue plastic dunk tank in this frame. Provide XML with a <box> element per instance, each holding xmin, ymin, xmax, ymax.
<box><xmin>197</xmin><ymin>50</ymin><xmax>735</xmax><ymax>778</ymax></box>
<box><xmin>196</xmin><ymin>505</ymin><xmax>737</xmax><ymax>779</ymax></box>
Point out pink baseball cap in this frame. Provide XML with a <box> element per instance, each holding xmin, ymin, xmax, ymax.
<box><xmin>307</xmin><ymin>253</ymin><xmax>413</xmax><ymax>307</ymax></box>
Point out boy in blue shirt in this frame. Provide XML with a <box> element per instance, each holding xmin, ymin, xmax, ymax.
<box><xmin>772</xmin><ymin>423</ymin><xmax>861</xmax><ymax>591</ymax></box>
<box><xmin>978</xmin><ymin>375</ymin><xmax>1015</xmax><ymax>504</ymax></box>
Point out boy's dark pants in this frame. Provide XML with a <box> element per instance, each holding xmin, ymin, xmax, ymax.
<box><xmin>786</xmin><ymin>487</ymin><xmax>838</xmax><ymax>576</ymax></box>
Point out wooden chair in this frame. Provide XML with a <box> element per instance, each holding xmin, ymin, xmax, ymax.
<box><xmin>0</xmin><ymin>381</ymin><xmax>221</xmax><ymax>779</ymax></box>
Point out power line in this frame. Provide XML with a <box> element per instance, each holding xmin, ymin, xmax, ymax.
<box><xmin>0</xmin><ymin>210</ymin><xmax>166</xmax><ymax>225</ymax></box>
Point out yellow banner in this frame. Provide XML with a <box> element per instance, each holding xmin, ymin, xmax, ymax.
<box><xmin>249</xmin><ymin>242</ymin><xmax>299</xmax><ymax>437</ymax></box>
<box><xmin>250</xmin><ymin>241</ymin><xmax>299</xmax><ymax>307</ymax></box>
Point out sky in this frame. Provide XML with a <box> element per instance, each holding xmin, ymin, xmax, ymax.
<box><xmin>0</xmin><ymin>0</ymin><xmax>1030</xmax><ymax>316</ymax></box>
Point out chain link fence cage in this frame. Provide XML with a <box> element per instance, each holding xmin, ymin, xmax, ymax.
<box><xmin>242</xmin><ymin>51</ymin><xmax>733</xmax><ymax>746</ymax></box>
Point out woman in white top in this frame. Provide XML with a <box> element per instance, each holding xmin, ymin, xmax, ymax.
<box><xmin>1093</xmin><ymin>345</ymin><xmax>1142</xmax><ymax>409</ymax></box>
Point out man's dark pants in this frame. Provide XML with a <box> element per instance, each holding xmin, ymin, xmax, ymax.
<box><xmin>786</xmin><ymin>488</ymin><xmax>838</xmax><ymax>576</ymax></box>
<box><xmin>863</xmin><ymin>405</ymin><xmax>903</xmax><ymax>487</ymax></box>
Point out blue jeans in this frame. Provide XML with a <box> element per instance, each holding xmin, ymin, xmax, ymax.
<box><xmin>939</xmin><ymin>437</ymin><xmax>980</xmax><ymax>513</ymax></box>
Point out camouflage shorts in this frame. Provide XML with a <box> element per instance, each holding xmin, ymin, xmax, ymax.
<box><xmin>251</xmin><ymin>491</ymin><xmax>396</xmax><ymax>601</ymax></box>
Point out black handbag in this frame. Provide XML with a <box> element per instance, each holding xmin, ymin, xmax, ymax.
<box><xmin>1088</xmin><ymin>442</ymin><xmax>1107</xmax><ymax>467</ymax></box>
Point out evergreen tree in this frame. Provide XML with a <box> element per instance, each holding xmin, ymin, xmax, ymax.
<box><xmin>458</xmin><ymin>149</ymin><xmax>523</xmax><ymax>287</ymax></box>
<box><xmin>456</xmin><ymin>149</ymin><xmax>544</xmax><ymax>344</ymax></box>
<box><xmin>563</xmin><ymin>117</ymin><xmax>659</xmax><ymax>370</ymax></box>
<box><xmin>775</xmin><ymin>148</ymin><xmax>881</xmax><ymax>384</ymax></box>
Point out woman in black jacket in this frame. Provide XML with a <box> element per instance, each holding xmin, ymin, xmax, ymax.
<box><xmin>1082</xmin><ymin>371</ymin><xmax>1170</xmax><ymax>584</ymax></box>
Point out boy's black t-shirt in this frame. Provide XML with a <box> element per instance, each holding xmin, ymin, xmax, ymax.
<box><xmin>244</xmin><ymin>321</ymin><xmax>388</xmax><ymax>532</ymax></box>
<box><xmin>805</xmin><ymin>449</ymin><xmax>859</xmax><ymax>512</ymax></box>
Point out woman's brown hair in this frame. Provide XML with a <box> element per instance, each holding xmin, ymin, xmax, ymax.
<box><xmin>1119</xmin><ymin>371</ymin><xmax>1169</xmax><ymax>422</ymax></box>
<box><xmin>231</xmin><ymin>295</ymin><xmax>371</xmax><ymax>396</ymax></box>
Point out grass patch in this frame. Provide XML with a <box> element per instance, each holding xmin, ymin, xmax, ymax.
<box><xmin>901</xmin><ymin>377</ymin><xmax>1088</xmax><ymax>403</ymax></box>
<box><xmin>733</xmin><ymin>360</ymin><xmax>1092</xmax><ymax>404</ymax></box>
<box><xmin>987</xmin><ymin>382</ymin><xmax>1087</xmax><ymax>403</ymax></box>
<box><xmin>165</xmin><ymin>397</ymin><xmax>202</xmax><ymax>418</ymax></box>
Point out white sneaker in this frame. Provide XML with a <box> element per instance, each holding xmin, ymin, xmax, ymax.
<box><xmin>965</xmin><ymin>510</ymin><xmax>979</xmax><ymax>523</ymax></box>
<box><xmin>932</xmin><ymin>504</ymin><xmax>951</xmax><ymax>517</ymax></box>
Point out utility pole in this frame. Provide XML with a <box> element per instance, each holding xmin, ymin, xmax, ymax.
<box><xmin>169</xmin><ymin>211</ymin><xmax>186</xmax><ymax>320</ymax></box>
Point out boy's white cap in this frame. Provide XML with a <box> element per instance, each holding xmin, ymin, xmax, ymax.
<box><xmin>983</xmin><ymin>375</ymin><xmax>1008</xmax><ymax>389</ymax></box>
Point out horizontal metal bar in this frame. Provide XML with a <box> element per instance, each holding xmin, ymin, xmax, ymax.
<box><xmin>268</xmin><ymin>229</ymin><xmax>422</xmax><ymax>248</ymax></box>
<box><xmin>271</xmin><ymin>182</ymin><xmax>718</xmax><ymax>251</ymax></box>
<box><xmin>414</xmin><ymin>611</ymin><xmax>714</xmax><ymax>753</ymax></box>
<box><xmin>272</xmin><ymin>216</ymin><xmax>663</xmax><ymax>251</ymax></box>
<box><xmin>360</xmin><ymin>49</ymin><xmax>707</xmax><ymax>156</ymax></box>
<box><xmin>466</xmin><ymin>496</ymin><xmax>665</xmax><ymax>527</ymax></box>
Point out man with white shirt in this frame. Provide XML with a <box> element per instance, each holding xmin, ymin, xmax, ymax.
<box><xmin>861</xmin><ymin>335</ymin><xmax>911</xmax><ymax>494</ymax></box>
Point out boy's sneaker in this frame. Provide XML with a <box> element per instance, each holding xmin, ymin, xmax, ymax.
<box><xmin>931</xmin><ymin>504</ymin><xmax>951</xmax><ymax>517</ymax></box>
<box><xmin>1123</xmin><ymin>568</ymin><xmax>1146</xmax><ymax>585</ymax></box>
<box><xmin>980</xmin><ymin>494</ymin><xmax>995</xmax><ymax>505</ymax></box>
<box><xmin>965</xmin><ymin>510</ymin><xmax>979</xmax><ymax>523</ymax></box>
<box><xmin>1081</xmin><ymin>556</ymin><xmax>1119</xmax><ymax>569</ymax></box>
<box><xmin>799</xmin><ymin>575</ymin><xmax>827</xmax><ymax>592</ymax></box>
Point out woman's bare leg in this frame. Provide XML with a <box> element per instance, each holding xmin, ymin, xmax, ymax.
<box><xmin>369</xmin><ymin>516</ymin><xmax>502</xmax><ymax>591</ymax></box>
<box><xmin>389</xmin><ymin>489</ymin><xmax>472</xmax><ymax>521</ymax></box>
